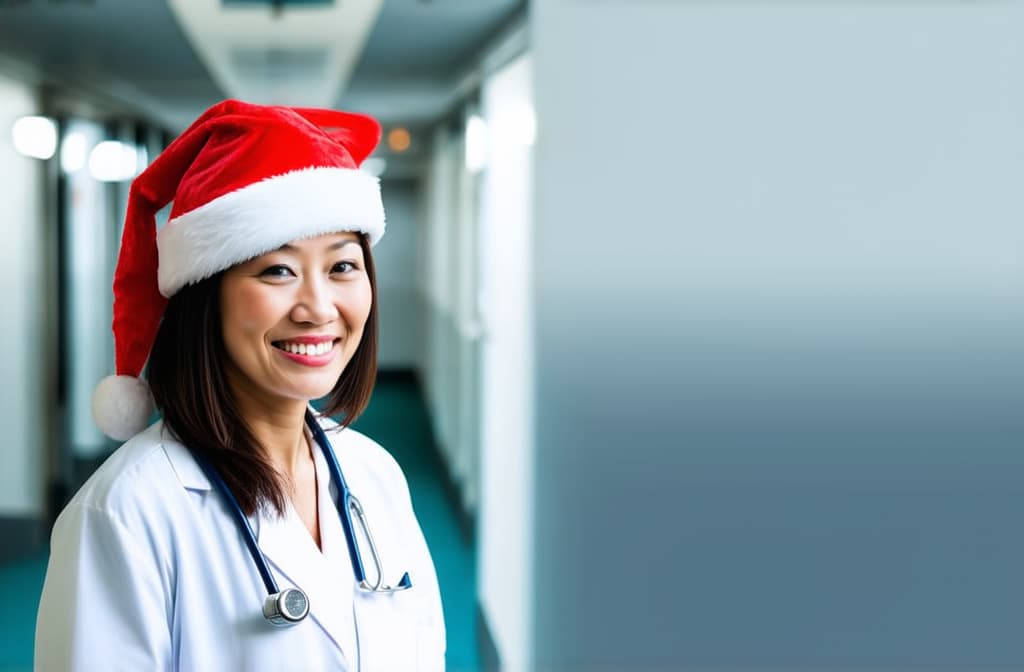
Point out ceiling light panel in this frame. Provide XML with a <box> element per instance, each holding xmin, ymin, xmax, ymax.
<box><xmin>168</xmin><ymin>0</ymin><xmax>382</xmax><ymax>108</ymax></box>
<box><xmin>222</xmin><ymin>0</ymin><xmax>334</xmax><ymax>6</ymax></box>
<box><xmin>230</xmin><ymin>47</ymin><xmax>328</xmax><ymax>81</ymax></box>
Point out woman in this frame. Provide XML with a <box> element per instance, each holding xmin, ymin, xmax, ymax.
<box><xmin>34</xmin><ymin>100</ymin><xmax>446</xmax><ymax>670</ymax></box>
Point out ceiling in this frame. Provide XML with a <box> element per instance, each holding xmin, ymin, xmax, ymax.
<box><xmin>0</xmin><ymin>0</ymin><xmax>524</xmax><ymax>135</ymax></box>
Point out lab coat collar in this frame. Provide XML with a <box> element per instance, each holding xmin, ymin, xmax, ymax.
<box><xmin>159</xmin><ymin>426</ymin><xmax>212</xmax><ymax>491</ymax></box>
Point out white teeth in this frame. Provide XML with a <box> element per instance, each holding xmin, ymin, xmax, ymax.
<box><xmin>280</xmin><ymin>340</ymin><xmax>333</xmax><ymax>356</ymax></box>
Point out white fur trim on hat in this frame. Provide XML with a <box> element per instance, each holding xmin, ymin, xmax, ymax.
<box><xmin>156</xmin><ymin>167</ymin><xmax>385</xmax><ymax>297</ymax></box>
<box><xmin>92</xmin><ymin>374</ymin><xmax>155</xmax><ymax>441</ymax></box>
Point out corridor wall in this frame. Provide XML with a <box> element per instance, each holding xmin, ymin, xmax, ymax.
<box><xmin>415</xmin><ymin>18</ymin><xmax>534</xmax><ymax>667</ymax></box>
<box><xmin>530</xmin><ymin>1</ymin><xmax>1024</xmax><ymax>667</ymax></box>
<box><xmin>376</xmin><ymin>178</ymin><xmax>421</xmax><ymax>370</ymax></box>
<box><xmin>418</xmin><ymin>108</ymin><xmax>486</xmax><ymax>516</ymax></box>
<box><xmin>475</xmin><ymin>51</ymin><xmax>534</xmax><ymax>671</ymax></box>
<box><xmin>0</xmin><ymin>73</ymin><xmax>47</xmax><ymax>554</ymax></box>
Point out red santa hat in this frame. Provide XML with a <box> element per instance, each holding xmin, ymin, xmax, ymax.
<box><xmin>91</xmin><ymin>99</ymin><xmax>386</xmax><ymax>440</ymax></box>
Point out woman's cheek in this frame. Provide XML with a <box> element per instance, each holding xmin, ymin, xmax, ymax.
<box><xmin>231</xmin><ymin>285</ymin><xmax>281</xmax><ymax>335</ymax></box>
<box><xmin>352</xmin><ymin>281</ymin><xmax>373</xmax><ymax>323</ymax></box>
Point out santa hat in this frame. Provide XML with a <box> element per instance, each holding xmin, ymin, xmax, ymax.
<box><xmin>92</xmin><ymin>99</ymin><xmax>386</xmax><ymax>441</ymax></box>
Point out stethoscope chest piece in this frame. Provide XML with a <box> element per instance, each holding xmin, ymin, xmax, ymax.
<box><xmin>263</xmin><ymin>588</ymin><xmax>310</xmax><ymax>626</ymax></box>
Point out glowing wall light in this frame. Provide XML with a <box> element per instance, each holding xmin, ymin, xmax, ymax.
<box><xmin>88</xmin><ymin>140</ymin><xmax>139</xmax><ymax>182</ymax></box>
<box><xmin>465</xmin><ymin>114</ymin><xmax>488</xmax><ymax>174</ymax></box>
<box><xmin>60</xmin><ymin>131</ymin><xmax>88</xmax><ymax>173</ymax></box>
<box><xmin>12</xmin><ymin>115</ymin><xmax>57</xmax><ymax>160</ymax></box>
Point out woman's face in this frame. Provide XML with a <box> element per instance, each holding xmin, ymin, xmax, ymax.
<box><xmin>219</xmin><ymin>231</ymin><xmax>372</xmax><ymax>409</ymax></box>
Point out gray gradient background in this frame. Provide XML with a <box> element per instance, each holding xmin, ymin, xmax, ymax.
<box><xmin>531</xmin><ymin>1</ymin><xmax>1024</xmax><ymax>667</ymax></box>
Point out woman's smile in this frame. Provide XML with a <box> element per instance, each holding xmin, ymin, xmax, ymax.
<box><xmin>272</xmin><ymin>336</ymin><xmax>342</xmax><ymax>366</ymax></box>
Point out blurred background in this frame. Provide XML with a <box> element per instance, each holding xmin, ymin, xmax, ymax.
<box><xmin>2</xmin><ymin>1</ymin><xmax>1024</xmax><ymax>670</ymax></box>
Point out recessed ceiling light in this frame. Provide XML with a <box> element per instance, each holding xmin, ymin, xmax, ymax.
<box><xmin>387</xmin><ymin>127</ymin><xmax>411</xmax><ymax>153</ymax></box>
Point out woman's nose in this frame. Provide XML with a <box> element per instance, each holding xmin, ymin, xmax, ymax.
<box><xmin>291</xmin><ymin>276</ymin><xmax>338</xmax><ymax>325</ymax></box>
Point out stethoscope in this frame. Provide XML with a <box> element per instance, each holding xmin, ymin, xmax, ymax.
<box><xmin>195</xmin><ymin>410</ymin><xmax>412</xmax><ymax>627</ymax></box>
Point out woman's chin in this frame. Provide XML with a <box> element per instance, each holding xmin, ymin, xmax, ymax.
<box><xmin>294</xmin><ymin>386</ymin><xmax>337</xmax><ymax>403</ymax></box>
<box><xmin>266</xmin><ymin>379</ymin><xmax>337</xmax><ymax>405</ymax></box>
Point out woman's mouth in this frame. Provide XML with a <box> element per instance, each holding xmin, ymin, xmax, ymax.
<box><xmin>271</xmin><ymin>338</ymin><xmax>340</xmax><ymax>366</ymax></box>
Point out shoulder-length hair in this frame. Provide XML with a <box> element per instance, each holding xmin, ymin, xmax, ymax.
<box><xmin>147</xmin><ymin>233</ymin><xmax>378</xmax><ymax>517</ymax></box>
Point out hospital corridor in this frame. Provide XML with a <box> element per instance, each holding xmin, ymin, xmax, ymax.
<box><xmin>3</xmin><ymin>1</ymin><xmax>1024</xmax><ymax>670</ymax></box>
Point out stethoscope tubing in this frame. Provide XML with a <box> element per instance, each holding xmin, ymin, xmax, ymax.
<box><xmin>194</xmin><ymin>449</ymin><xmax>282</xmax><ymax>596</ymax></box>
<box><xmin>307</xmin><ymin>412</ymin><xmax>413</xmax><ymax>593</ymax></box>
<box><xmin>306</xmin><ymin>411</ymin><xmax>370</xmax><ymax>585</ymax></box>
<box><xmin>192</xmin><ymin>410</ymin><xmax>412</xmax><ymax>626</ymax></box>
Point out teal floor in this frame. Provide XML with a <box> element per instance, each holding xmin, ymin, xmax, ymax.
<box><xmin>0</xmin><ymin>377</ymin><xmax>479</xmax><ymax>671</ymax></box>
<box><xmin>0</xmin><ymin>553</ymin><xmax>46</xmax><ymax>672</ymax></box>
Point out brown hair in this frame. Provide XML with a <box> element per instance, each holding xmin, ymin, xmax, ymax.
<box><xmin>147</xmin><ymin>233</ymin><xmax>378</xmax><ymax>516</ymax></box>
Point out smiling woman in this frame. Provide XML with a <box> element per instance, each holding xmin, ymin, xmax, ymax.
<box><xmin>221</xmin><ymin>234</ymin><xmax>373</xmax><ymax>409</ymax></box>
<box><xmin>34</xmin><ymin>99</ymin><xmax>445</xmax><ymax>671</ymax></box>
<box><xmin>221</xmin><ymin>235</ymin><xmax>373</xmax><ymax>411</ymax></box>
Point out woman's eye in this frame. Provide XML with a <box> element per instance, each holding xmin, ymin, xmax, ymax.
<box><xmin>332</xmin><ymin>261</ymin><xmax>357</xmax><ymax>274</ymax></box>
<box><xmin>259</xmin><ymin>264</ymin><xmax>294</xmax><ymax>278</ymax></box>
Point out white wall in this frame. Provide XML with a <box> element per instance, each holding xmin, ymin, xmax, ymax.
<box><xmin>476</xmin><ymin>51</ymin><xmax>534</xmax><ymax>671</ymax></box>
<box><xmin>418</xmin><ymin>125</ymin><xmax>459</xmax><ymax>475</ymax></box>
<box><xmin>531</xmin><ymin>1</ymin><xmax>1024</xmax><ymax>667</ymax></box>
<box><xmin>0</xmin><ymin>75</ymin><xmax>45</xmax><ymax>515</ymax></box>
<box><xmin>417</xmin><ymin>117</ymin><xmax>486</xmax><ymax>519</ymax></box>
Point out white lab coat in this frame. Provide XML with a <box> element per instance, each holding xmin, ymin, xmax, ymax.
<box><xmin>35</xmin><ymin>417</ymin><xmax>446</xmax><ymax>671</ymax></box>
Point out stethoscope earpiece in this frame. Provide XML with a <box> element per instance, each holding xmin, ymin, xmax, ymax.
<box><xmin>263</xmin><ymin>588</ymin><xmax>310</xmax><ymax>626</ymax></box>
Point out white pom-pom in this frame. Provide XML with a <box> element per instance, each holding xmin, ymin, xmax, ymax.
<box><xmin>91</xmin><ymin>375</ymin><xmax>155</xmax><ymax>441</ymax></box>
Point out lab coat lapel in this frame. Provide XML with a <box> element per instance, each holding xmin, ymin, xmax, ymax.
<box><xmin>254</xmin><ymin>467</ymin><xmax>357</xmax><ymax>660</ymax></box>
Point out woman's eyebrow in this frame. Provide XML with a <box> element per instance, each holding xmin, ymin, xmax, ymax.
<box><xmin>274</xmin><ymin>239</ymin><xmax>359</xmax><ymax>253</ymax></box>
